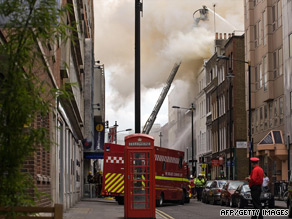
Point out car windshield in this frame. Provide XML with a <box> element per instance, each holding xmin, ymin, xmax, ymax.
<box><xmin>229</xmin><ymin>182</ymin><xmax>243</xmax><ymax>190</ymax></box>
<box><xmin>218</xmin><ymin>181</ymin><xmax>226</xmax><ymax>188</ymax></box>
<box><xmin>206</xmin><ymin>181</ymin><xmax>213</xmax><ymax>187</ymax></box>
<box><xmin>242</xmin><ymin>185</ymin><xmax>251</xmax><ymax>192</ymax></box>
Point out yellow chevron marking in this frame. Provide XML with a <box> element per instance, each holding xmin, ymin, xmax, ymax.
<box><xmin>108</xmin><ymin>175</ymin><xmax>124</xmax><ymax>192</ymax></box>
<box><xmin>111</xmin><ymin>177</ymin><xmax>124</xmax><ymax>193</ymax></box>
<box><xmin>117</xmin><ymin>185</ymin><xmax>124</xmax><ymax>193</ymax></box>
<box><xmin>105</xmin><ymin>173</ymin><xmax>116</xmax><ymax>184</ymax></box>
<box><xmin>105</xmin><ymin>173</ymin><xmax>119</xmax><ymax>190</ymax></box>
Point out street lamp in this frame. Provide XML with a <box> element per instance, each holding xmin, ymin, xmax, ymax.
<box><xmin>115</xmin><ymin>128</ymin><xmax>132</xmax><ymax>144</ymax></box>
<box><xmin>227</xmin><ymin>68</ymin><xmax>235</xmax><ymax>180</ymax></box>
<box><xmin>172</xmin><ymin>103</ymin><xmax>196</xmax><ymax>176</ymax></box>
<box><xmin>217</xmin><ymin>55</ymin><xmax>252</xmax><ymax>174</ymax></box>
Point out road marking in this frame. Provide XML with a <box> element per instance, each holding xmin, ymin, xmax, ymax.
<box><xmin>156</xmin><ymin>209</ymin><xmax>175</xmax><ymax>219</ymax></box>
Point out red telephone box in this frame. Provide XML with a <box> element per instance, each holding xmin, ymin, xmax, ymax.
<box><xmin>124</xmin><ymin>134</ymin><xmax>156</xmax><ymax>219</ymax></box>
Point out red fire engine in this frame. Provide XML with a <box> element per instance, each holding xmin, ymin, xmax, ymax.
<box><xmin>102</xmin><ymin>142</ymin><xmax>190</xmax><ymax>206</ymax></box>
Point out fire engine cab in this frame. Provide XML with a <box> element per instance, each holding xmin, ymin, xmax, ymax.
<box><xmin>102</xmin><ymin>142</ymin><xmax>190</xmax><ymax>206</ymax></box>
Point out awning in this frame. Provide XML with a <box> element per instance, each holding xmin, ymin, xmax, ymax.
<box><xmin>257</xmin><ymin>130</ymin><xmax>287</xmax><ymax>160</ymax></box>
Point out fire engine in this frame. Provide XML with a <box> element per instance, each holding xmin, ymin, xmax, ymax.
<box><xmin>102</xmin><ymin>142</ymin><xmax>191</xmax><ymax>206</ymax></box>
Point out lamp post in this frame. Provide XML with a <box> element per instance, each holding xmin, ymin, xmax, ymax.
<box><xmin>226</xmin><ymin>68</ymin><xmax>235</xmax><ymax>180</ymax></box>
<box><xmin>172</xmin><ymin>103</ymin><xmax>196</xmax><ymax>176</ymax></box>
<box><xmin>218</xmin><ymin>55</ymin><xmax>252</xmax><ymax>174</ymax></box>
<box><xmin>115</xmin><ymin>128</ymin><xmax>132</xmax><ymax>144</ymax></box>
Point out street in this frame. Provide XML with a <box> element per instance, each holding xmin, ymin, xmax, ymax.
<box><xmin>64</xmin><ymin>198</ymin><xmax>288</xmax><ymax>219</ymax></box>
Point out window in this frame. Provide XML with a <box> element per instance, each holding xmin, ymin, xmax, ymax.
<box><xmin>269</xmin><ymin>102</ymin><xmax>273</xmax><ymax>127</ymax></box>
<box><xmin>255</xmin><ymin>66</ymin><xmax>258</xmax><ymax>89</ymax></box>
<box><xmin>272</xmin><ymin>5</ymin><xmax>276</xmax><ymax>31</ymax></box>
<box><xmin>263</xmin><ymin>56</ymin><xmax>268</xmax><ymax>90</ymax></box>
<box><xmin>273</xmin><ymin>51</ymin><xmax>277</xmax><ymax>78</ymax></box>
<box><xmin>289</xmin><ymin>34</ymin><xmax>292</xmax><ymax>58</ymax></box>
<box><xmin>279</xmin><ymin>48</ymin><xmax>283</xmax><ymax>75</ymax></box>
<box><xmin>277</xmin><ymin>1</ymin><xmax>281</xmax><ymax>28</ymax></box>
<box><xmin>263</xmin><ymin>11</ymin><xmax>266</xmax><ymax>45</ymax></box>
<box><xmin>258</xmin><ymin>20</ymin><xmax>262</xmax><ymax>45</ymax></box>
<box><xmin>264</xmin><ymin>105</ymin><xmax>268</xmax><ymax>129</ymax></box>
<box><xmin>274</xmin><ymin>100</ymin><xmax>278</xmax><ymax>126</ymax></box>
<box><xmin>279</xmin><ymin>97</ymin><xmax>283</xmax><ymax>124</ymax></box>
<box><xmin>259</xmin><ymin>63</ymin><xmax>262</xmax><ymax>88</ymax></box>
<box><xmin>254</xmin><ymin>24</ymin><xmax>258</xmax><ymax>47</ymax></box>
<box><xmin>290</xmin><ymin>92</ymin><xmax>292</xmax><ymax>114</ymax></box>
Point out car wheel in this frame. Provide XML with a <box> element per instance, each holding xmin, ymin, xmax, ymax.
<box><xmin>220</xmin><ymin>197</ymin><xmax>225</xmax><ymax>206</ymax></box>
<box><xmin>238</xmin><ymin>198</ymin><xmax>244</xmax><ymax>209</ymax></box>
<box><xmin>202</xmin><ymin>195</ymin><xmax>206</xmax><ymax>203</ymax></box>
<box><xmin>206</xmin><ymin>196</ymin><xmax>210</xmax><ymax>204</ymax></box>
<box><xmin>289</xmin><ymin>201</ymin><xmax>292</xmax><ymax>218</ymax></box>
<box><xmin>156</xmin><ymin>193</ymin><xmax>164</xmax><ymax>207</ymax></box>
<box><xmin>230</xmin><ymin>197</ymin><xmax>235</xmax><ymax>208</ymax></box>
<box><xmin>268</xmin><ymin>196</ymin><xmax>275</xmax><ymax>209</ymax></box>
<box><xmin>210</xmin><ymin>196</ymin><xmax>216</xmax><ymax>205</ymax></box>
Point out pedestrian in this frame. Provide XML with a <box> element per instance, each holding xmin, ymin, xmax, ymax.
<box><xmin>262</xmin><ymin>172</ymin><xmax>269</xmax><ymax>192</ymax></box>
<box><xmin>245</xmin><ymin>157</ymin><xmax>264</xmax><ymax>219</ymax></box>
<box><xmin>194</xmin><ymin>174</ymin><xmax>205</xmax><ymax>201</ymax></box>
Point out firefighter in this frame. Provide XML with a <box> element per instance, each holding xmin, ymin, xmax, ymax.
<box><xmin>96</xmin><ymin>170</ymin><xmax>103</xmax><ymax>197</ymax></box>
<box><xmin>245</xmin><ymin>157</ymin><xmax>264</xmax><ymax>219</ymax></box>
<box><xmin>87</xmin><ymin>171</ymin><xmax>94</xmax><ymax>183</ymax></box>
<box><xmin>194</xmin><ymin>174</ymin><xmax>205</xmax><ymax>201</ymax></box>
<box><xmin>189</xmin><ymin>175</ymin><xmax>195</xmax><ymax>198</ymax></box>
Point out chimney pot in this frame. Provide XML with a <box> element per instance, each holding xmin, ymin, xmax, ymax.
<box><xmin>220</xmin><ymin>33</ymin><xmax>222</xmax><ymax>39</ymax></box>
<box><xmin>216</xmin><ymin>32</ymin><xmax>218</xmax><ymax>40</ymax></box>
<box><xmin>224</xmin><ymin>33</ymin><xmax>226</xmax><ymax>39</ymax></box>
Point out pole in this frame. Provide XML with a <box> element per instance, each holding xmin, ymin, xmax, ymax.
<box><xmin>230</xmin><ymin>78</ymin><xmax>233</xmax><ymax>180</ymax></box>
<box><xmin>135</xmin><ymin>0</ymin><xmax>142</xmax><ymax>133</ymax></box>
<box><xmin>114</xmin><ymin>121</ymin><xmax>118</xmax><ymax>144</ymax></box>
<box><xmin>288</xmin><ymin>135</ymin><xmax>290</xmax><ymax>181</ymax></box>
<box><xmin>191</xmin><ymin>103</ymin><xmax>195</xmax><ymax>176</ymax></box>
<box><xmin>248</xmin><ymin>64</ymin><xmax>252</xmax><ymax>174</ymax></box>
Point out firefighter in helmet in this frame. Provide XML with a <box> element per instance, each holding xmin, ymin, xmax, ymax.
<box><xmin>87</xmin><ymin>171</ymin><xmax>94</xmax><ymax>183</ymax></box>
<box><xmin>189</xmin><ymin>175</ymin><xmax>195</xmax><ymax>198</ymax></box>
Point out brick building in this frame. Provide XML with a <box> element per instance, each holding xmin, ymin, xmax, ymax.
<box><xmin>0</xmin><ymin>0</ymin><xmax>96</xmax><ymax>210</ymax></box>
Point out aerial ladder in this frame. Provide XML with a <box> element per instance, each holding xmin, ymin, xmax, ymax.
<box><xmin>142</xmin><ymin>61</ymin><xmax>181</xmax><ymax>134</ymax></box>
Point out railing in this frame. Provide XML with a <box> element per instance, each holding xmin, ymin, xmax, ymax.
<box><xmin>273</xmin><ymin>181</ymin><xmax>288</xmax><ymax>201</ymax></box>
<box><xmin>0</xmin><ymin>204</ymin><xmax>63</xmax><ymax>219</ymax></box>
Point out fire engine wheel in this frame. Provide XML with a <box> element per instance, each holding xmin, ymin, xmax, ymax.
<box><xmin>117</xmin><ymin>197</ymin><xmax>124</xmax><ymax>205</ymax></box>
<box><xmin>180</xmin><ymin>190</ymin><xmax>185</xmax><ymax>205</ymax></box>
<box><xmin>156</xmin><ymin>193</ymin><xmax>164</xmax><ymax>207</ymax></box>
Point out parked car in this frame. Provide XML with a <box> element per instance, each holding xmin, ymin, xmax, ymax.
<box><xmin>260</xmin><ymin>187</ymin><xmax>275</xmax><ymax>208</ymax></box>
<box><xmin>230</xmin><ymin>183</ymin><xmax>252</xmax><ymax>208</ymax></box>
<box><xmin>202</xmin><ymin>180</ymin><xmax>213</xmax><ymax>203</ymax></box>
<box><xmin>220</xmin><ymin>181</ymin><xmax>244</xmax><ymax>206</ymax></box>
<box><xmin>206</xmin><ymin>180</ymin><xmax>227</xmax><ymax>205</ymax></box>
<box><xmin>231</xmin><ymin>183</ymin><xmax>275</xmax><ymax>209</ymax></box>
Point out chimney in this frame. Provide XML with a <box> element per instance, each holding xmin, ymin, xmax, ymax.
<box><xmin>219</xmin><ymin>33</ymin><xmax>222</xmax><ymax>39</ymax></box>
<box><xmin>216</xmin><ymin>32</ymin><xmax>218</xmax><ymax>40</ymax></box>
<box><xmin>224</xmin><ymin>33</ymin><xmax>226</xmax><ymax>39</ymax></box>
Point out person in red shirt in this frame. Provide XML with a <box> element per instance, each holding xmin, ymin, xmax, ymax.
<box><xmin>245</xmin><ymin>157</ymin><xmax>264</xmax><ymax>219</ymax></box>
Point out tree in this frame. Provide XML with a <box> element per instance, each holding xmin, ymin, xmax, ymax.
<box><xmin>0</xmin><ymin>0</ymin><xmax>75</xmax><ymax>207</ymax></box>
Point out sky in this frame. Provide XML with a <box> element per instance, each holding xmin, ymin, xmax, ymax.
<box><xmin>93</xmin><ymin>0</ymin><xmax>244</xmax><ymax>134</ymax></box>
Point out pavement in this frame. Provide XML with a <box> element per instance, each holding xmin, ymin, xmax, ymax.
<box><xmin>64</xmin><ymin>197</ymin><xmax>165</xmax><ymax>219</ymax></box>
<box><xmin>63</xmin><ymin>198</ymin><xmax>288</xmax><ymax>219</ymax></box>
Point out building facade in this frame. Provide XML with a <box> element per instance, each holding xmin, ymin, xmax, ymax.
<box><xmin>1</xmin><ymin>0</ymin><xmax>97</xmax><ymax>210</ymax></box>
<box><xmin>244</xmin><ymin>0</ymin><xmax>287</xmax><ymax>182</ymax></box>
